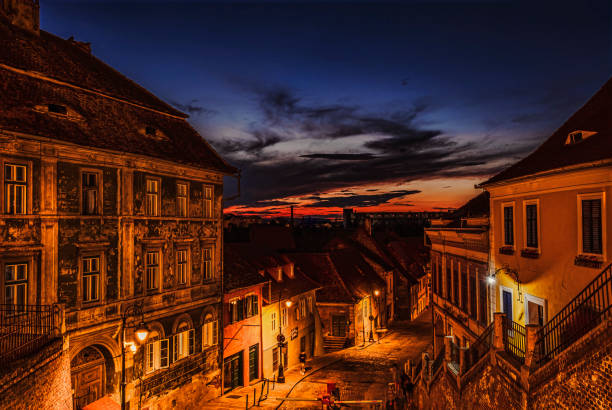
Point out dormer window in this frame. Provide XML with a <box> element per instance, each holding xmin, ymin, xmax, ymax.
<box><xmin>565</xmin><ymin>130</ymin><xmax>596</xmax><ymax>145</ymax></box>
<box><xmin>48</xmin><ymin>104</ymin><xmax>67</xmax><ymax>115</ymax></box>
<box><xmin>145</xmin><ymin>126</ymin><xmax>157</xmax><ymax>136</ymax></box>
<box><xmin>140</xmin><ymin>126</ymin><xmax>168</xmax><ymax>141</ymax></box>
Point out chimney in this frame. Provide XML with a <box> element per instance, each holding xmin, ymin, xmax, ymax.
<box><xmin>68</xmin><ymin>36</ymin><xmax>92</xmax><ymax>54</ymax></box>
<box><xmin>1</xmin><ymin>0</ymin><xmax>40</xmax><ymax>34</ymax></box>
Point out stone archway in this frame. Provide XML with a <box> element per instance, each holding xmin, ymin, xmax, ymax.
<box><xmin>71</xmin><ymin>345</ymin><xmax>113</xmax><ymax>409</ymax></box>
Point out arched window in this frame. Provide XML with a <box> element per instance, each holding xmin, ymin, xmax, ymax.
<box><xmin>173</xmin><ymin>321</ymin><xmax>194</xmax><ymax>362</ymax></box>
<box><xmin>202</xmin><ymin>313</ymin><xmax>218</xmax><ymax>350</ymax></box>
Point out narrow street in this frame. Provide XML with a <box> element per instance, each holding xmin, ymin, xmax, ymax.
<box><xmin>207</xmin><ymin>309</ymin><xmax>432</xmax><ymax>409</ymax></box>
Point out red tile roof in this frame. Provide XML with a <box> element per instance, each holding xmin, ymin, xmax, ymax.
<box><xmin>481</xmin><ymin>77</ymin><xmax>612</xmax><ymax>186</ymax></box>
<box><xmin>290</xmin><ymin>252</ymin><xmax>355</xmax><ymax>304</ymax></box>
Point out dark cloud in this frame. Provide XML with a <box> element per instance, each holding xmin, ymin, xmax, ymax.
<box><xmin>304</xmin><ymin>190</ymin><xmax>420</xmax><ymax>208</ymax></box>
<box><xmin>211</xmin><ymin>85</ymin><xmax>540</xmax><ymax>207</ymax></box>
<box><xmin>254</xmin><ymin>200</ymin><xmax>300</xmax><ymax>207</ymax></box>
<box><xmin>300</xmin><ymin>153</ymin><xmax>377</xmax><ymax>160</ymax></box>
<box><xmin>168</xmin><ymin>99</ymin><xmax>216</xmax><ymax>116</ymax></box>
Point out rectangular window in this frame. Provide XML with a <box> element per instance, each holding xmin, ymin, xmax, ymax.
<box><xmin>469</xmin><ymin>275</ymin><xmax>477</xmax><ymax>320</ymax></box>
<box><xmin>176</xmin><ymin>249</ymin><xmax>188</xmax><ymax>285</ymax></box>
<box><xmin>203</xmin><ymin>185</ymin><xmax>213</xmax><ymax>218</ymax></box>
<box><xmin>5</xmin><ymin>164</ymin><xmax>26</xmax><ymax>215</ymax></box>
<box><xmin>203</xmin><ymin>247</ymin><xmax>214</xmax><ymax>280</ymax></box>
<box><xmin>307</xmin><ymin>296</ymin><xmax>313</xmax><ymax>314</ymax></box>
<box><xmin>479</xmin><ymin>276</ymin><xmax>488</xmax><ymax>324</ymax></box>
<box><xmin>299</xmin><ymin>298</ymin><xmax>306</xmax><ymax>320</ymax></box>
<box><xmin>82</xmin><ymin>172</ymin><xmax>99</xmax><ymax>215</ymax></box>
<box><xmin>453</xmin><ymin>263</ymin><xmax>459</xmax><ymax>306</ymax></box>
<box><xmin>82</xmin><ymin>256</ymin><xmax>100</xmax><ymax>303</ymax></box>
<box><xmin>445</xmin><ymin>260</ymin><xmax>451</xmax><ymax>300</ymax></box>
<box><xmin>503</xmin><ymin>206</ymin><xmax>514</xmax><ymax>246</ymax></box>
<box><xmin>460</xmin><ymin>266</ymin><xmax>468</xmax><ymax>311</ymax></box>
<box><xmin>203</xmin><ymin>320</ymin><xmax>218</xmax><ymax>348</ymax></box>
<box><xmin>173</xmin><ymin>329</ymin><xmax>195</xmax><ymax>362</ymax></box>
<box><xmin>146</xmin><ymin>251</ymin><xmax>160</xmax><ymax>291</ymax></box>
<box><xmin>146</xmin><ymin>178</ymin><xmax>159</xmax><ymax>216</ymax></box>
<box><xmin>230</xmin><ymin>299</ymin><xmax>244</xmax><ymax>323</ymax></box>
<box><xmin>177</xmin><ymin>183</ymin><xmax>188</xmax><ymax>217</ymax></box>
<box><xmin>145</xmin><ymin>336</ymin><xmax>169</xmax><ymax>374</ymax></box>
<box><xmin>4</xmin><ymin>263</ymin><xmax>27</xmax><ymax>311</ymax></box>
<box><xmin>281</xmin><ymin>307</ymin><xmax>288</xmax><ymax>328</ymax></box>
<box><xmin>582</xmin><ymin>199</ymin><xmax>602</xmax><ymax>254</ymax></box>
<box><xmin>271</xmin><ymin>312</ymin><xmax>277</xmax><ymax>331</ymax></box>
<box><xmin>526</xmin><ymin>203</ymin><xmax>538</xmax><ymax>248</ymax></box>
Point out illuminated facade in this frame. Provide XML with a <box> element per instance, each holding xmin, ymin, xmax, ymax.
<box><xmin>0</xmin><ymin>2</ymin><xmax>235</xmax><ymax>408</ymax></box>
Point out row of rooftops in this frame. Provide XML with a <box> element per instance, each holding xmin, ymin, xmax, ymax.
<box><xmin>224</xmin><ymin>225</ymin><xmax>428</xmax><ymax>304</ymax></box>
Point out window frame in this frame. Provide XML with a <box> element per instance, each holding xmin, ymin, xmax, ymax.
<box><xmin>145</xmin><ymin>249</ymin><xmax>162</xmax><ymax>292</ymax></box>
<box><xmin>1</xmin><ymin>256</ymin><xmax>36</xmax><ymax>308</ymax></box>
<box><xmin>176</xmin><ymin>181</ymin><xmax>189</xmax><ymax>217</ymax></box>
<box><xmin>202</xmin><ymin>245</ymin><xmax>214</xmax><ymax>281</ymax></box>
<box><xmin>79</xmin><ymin>252</ymin><xmax>105</xmax><ymax>306</ymax></box>
<box><xmin>1</xmin><ymin>159</ymin><xmax>32</xmax><ymax>215</ymax></box>
<box><xmin>501</xmin><ymin>201</ymin><xmax>515</xmax><ymax>247</ymax></box>
<box><xmin>203</xmin><ymin>184</ymin><xmax>214</xmax><ymax>218</ymax></box>
<box><xmin>523</xmin><ymin>293</ymin><xmax>547</xmax><ymax>326</ymax></box>
<box><xmin>175</xmin><ymin>247</ymin><xmax>190</xmax><ymax>286</ymax></box>
<box><xmin>80</xmin><ymin>168</ymin><xmax>103</xmax><ymax>216</ymax></box>
<box><xmin>172</xmin><ymin>324</ymin><xmax>195</xmax><ymax>363</ymax></box>
<box><xmin>145</xmin><ymin>331</ymin><xmax>169</xmax><ymax>374</ymax></box>
<box><xmin>202</xmin><ymin>317</ymin><xmax>218</xmax><ymax>350</ymax></box>
<box><xmin>577</xmin><ymin>192</ymin><xmax>606</xmax><ymax>259</ymax></box>
<box><xmin>523</xmin><ymin>199</ymin><xmax>541</xmax><ymax>252</ymax></box>
<box><xmin>145</xmin><ymin>177</ymin><xmax>161</xmax><ymax>217</ymax></box>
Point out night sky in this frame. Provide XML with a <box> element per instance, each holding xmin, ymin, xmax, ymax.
<box><xmin>42</xmin><ymin>1</ymin><xmax>611</xmax><ymax>218</ymax></box>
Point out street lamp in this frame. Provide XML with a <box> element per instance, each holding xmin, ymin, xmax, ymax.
<box><xmin>373</xmin><ymin>289</ymin><xmax>381</xmax><ymax>342</ymax></box>
<box><xmin>120</xmin><ymin>302</ymin><xmax>149</xmax><ymax>410</ymax></box>
<box><xmin>277</xmin><ymin>290</ymin><xmax>291</xmax><ymax>383</ymax></box>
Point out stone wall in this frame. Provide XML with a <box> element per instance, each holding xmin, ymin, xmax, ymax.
<box><xmin>0</xmin><ymin>339</ymin><xmax>72</xmax><ymax>410</ymax></box>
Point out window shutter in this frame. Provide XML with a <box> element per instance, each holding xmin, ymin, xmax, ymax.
<box><xmin>189</xmin><ymin>329</ymin><xmax>195</xmax><ymax>355</ymax></box>
<box><xmin>253</xmin><ymin>295</ymin><xmax>258</xmax><ymax>315</ymax></box>
<box><xmin>160</xmin><ymin>339</ymin><xmax>169</xmax><ymax>368</ymax></box>
<box><xmin>212</xmin><ymin>321</ymin><xmax>218</xmax><ymax>345</ymax></box>
<box><xmin>172</xmin><ymin>335</ymin><xmax>178</xmax><ymax>362</ymax></box>
<box><xmin>146</xmin><ymin>342</ymin><xmax>154</xmax><ymax>372</ymax></box>
<box><xmin>582</xmin><ymin>199</ymin><xmax>602</xmax><ymax>254</ymax></box>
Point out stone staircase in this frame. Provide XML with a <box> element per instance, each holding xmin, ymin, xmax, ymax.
<box><xmin>323</xmin><ymin>336</ymin><xmax>348</xmax><ymax>352</ymax></box>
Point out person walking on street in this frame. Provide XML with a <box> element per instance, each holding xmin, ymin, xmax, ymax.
<box><xmin>299</xmin><ymin>351</ymin><xmax>307</xmax><ymax>375</ymax></box>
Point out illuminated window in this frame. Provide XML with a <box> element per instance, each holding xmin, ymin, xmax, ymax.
<box><xmin>202</xmin><ymin>316</ymin><xmax>218</xmax><ymax>348</ymax></box>
<box><xmin>5</xmin><ymin>164</ymin><xmax>26</xmax><ymax>215</ymax></box>
<box><xmin>271</xmin><ymin>312</ymin><xmax>277</xmax><ymax>331</ymax></box>
<box><xmin>177</xmin><ymin>182</ymin><xmax>188</xmax><ymax>217</ymax></box>
<box><xmin>48</xmin><ymin>104</ymin><xmax>67</xmax><ymax>115</ymax></box>
<box><xmin>145</xmin><ymin>331</ymin><xmax>169</xmax><ymax>373</ymax></box>
<box><xmin>146</xmin><ymin>251</ymin><xmax>160</xmax><ymax>291</ymax></box>
<box><xmin>203</xmin><ymin>185</ymin><xmax>213</xmax><ymax>218</ymax></box>
<box><xmin>146</xmin><ymin>178</ymin><xmax>159</xmax><ymax>216</ymax></box>
<box><xmin>82</xmin><ymin>172</ymin><xmax>100</xmax><ymax>215</ymax></box>
<box><xmin>82</xmin><ymin>256</ymin><xmax>100</xmax><ymax>302</ymax></box>
<box><xmin>172</xmin><ymin>323</ymin><xmax>194</xmax><ymax>362</ymax></box>
<box><xmin>281</xmin><ymin>307</ymin><xmax>288</xmax><ymax>327</ymax></box>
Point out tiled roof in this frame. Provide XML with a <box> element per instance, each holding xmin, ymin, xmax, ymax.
<box><xmin>0</xmin><ymin>18</ymin><xmax>236</xmax><ymax>174</ymax></box>
<box><xmin>482</xmin><ymin>77</ymin><xmax>612</xmax><ymax>186</ymax></box>
<box><xmin>450</xmin><ymin>191</ymin><xmax>489</xmax><ymax>219</ymax></box>
<box><xmin>249</xmin><ymin>225</ymin><xmax>296</xmax><ymax>251</ymax></box>
<box><xmin>223</xmin><ymin>244</ymin><xmax>270</xmax><ymax>293</ymax></box>
<box><xmin>290</xmin><ymin>252</ymin><xmax>355</xmax><ymax>304</ymax></box>
<box><xmin>328</xmin><ymin>248</ymin><xmax>386</xmax><ymax>299</ymax></box>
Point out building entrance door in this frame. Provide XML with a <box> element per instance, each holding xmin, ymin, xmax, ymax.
<box><xmin>71</xmin><ymin>346</ymin><xmax>106</xmax><ymax>409</ymax></box>
<box><xmin>502</xmin><ymin>289</ymin><xmax>513</xmax><ymax>322</ymax></box>
<box><xmin>224</xmin><ymin>352</ymin><xmax>243</xmax><ymax>393</ymax></box>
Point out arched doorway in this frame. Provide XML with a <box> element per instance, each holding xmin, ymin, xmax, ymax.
<box><xmin>71</xmin><ymin>346</ymin><xmax>107</xmax><ymax>409</ymax></box>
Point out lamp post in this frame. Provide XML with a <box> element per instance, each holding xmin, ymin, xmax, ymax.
<box><xmin>277</xmin><ymin>290</ymin><xmax>291</xmax><ymax>383</ymax></box>
<box><xmin>120</xmin><ymin>301</ymin><xmax>149</xmax><ymax>410</ymax></box>
<box><xmin>373</xmin><ymin>289</ymin><xmax>381</xmax><ymax>342</ymax></box>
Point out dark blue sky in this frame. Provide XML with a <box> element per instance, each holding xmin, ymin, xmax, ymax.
<box><xmin>42</xmin><ymin>1</ymin><xmax>612</xmax><ymax>216</ymax></box>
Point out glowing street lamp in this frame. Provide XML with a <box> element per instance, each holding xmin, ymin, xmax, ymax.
<box><xmin>120</xmin><ymin>302</ymin><xmax>148</xmax><ymax>410</ymax></box>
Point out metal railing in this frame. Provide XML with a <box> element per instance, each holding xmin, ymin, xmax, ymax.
<box><xmin>503</xmin><ymin>319</ymin><xmax>526</xmax><ymax>364</ymax></box>
<box><xmin>536</xmin><ymin>263</ymin><xmax>612</xmax><ymax>366</ymax></box>
<box><xmin>0</xmin><ymin>304</ymin><xmax>57</xmax><ymax>364</ymax></box>
<box><xmin>465</xmin><ymin>323</ymin><xmax>493</xmax><ymax>372</ymax></box>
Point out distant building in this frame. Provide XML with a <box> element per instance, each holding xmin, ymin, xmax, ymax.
<box><xmin>424</xmin><ymin>192</ymin><xmax>491</xmax><ymax>356</ymax></box>
<box><xmin>0</xmin><ymin>2</ymin><xmax>236</xmax><ymax>408</ymax></box>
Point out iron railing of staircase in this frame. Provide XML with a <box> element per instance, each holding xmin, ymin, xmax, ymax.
<box><xmin>503</xmin><ymin>319</ymin><xmax>526</xmax><ymax>364</ymax></box>
<box><xmin>536</xmin><ymin>262</ymin><xmax>612</xmax><ymax>366</ymax></box>
<box><xmin>465</xmin><ymin>322</ymin><xmax>493</xmax><ymax>372</ymax></box>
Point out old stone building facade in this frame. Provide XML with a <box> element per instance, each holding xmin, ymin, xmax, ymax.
<box><xmin>0</xmin><ymin>2</ymin><xmax>236</xmax><ymax>409</ymax></box>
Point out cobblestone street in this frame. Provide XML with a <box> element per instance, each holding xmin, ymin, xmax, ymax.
<box><xmin>207</xmin><ymin>309</ymin><xmax>432</xmax><ymax>409</ymax></box>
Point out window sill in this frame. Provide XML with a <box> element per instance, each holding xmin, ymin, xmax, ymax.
<box><xmin>499</xmin><ymin>246</ymin><xmax>514</xmax><ymax>255</ymax></box>
<box><xmin>574</xmin><ymin>255</ymin><xmax>603</xmax><ymax>269</ymax></box>
<box><xmin>520</xmin><ymin>249</ymin><xmax>540</xmax><ymax>259</ymax></box>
